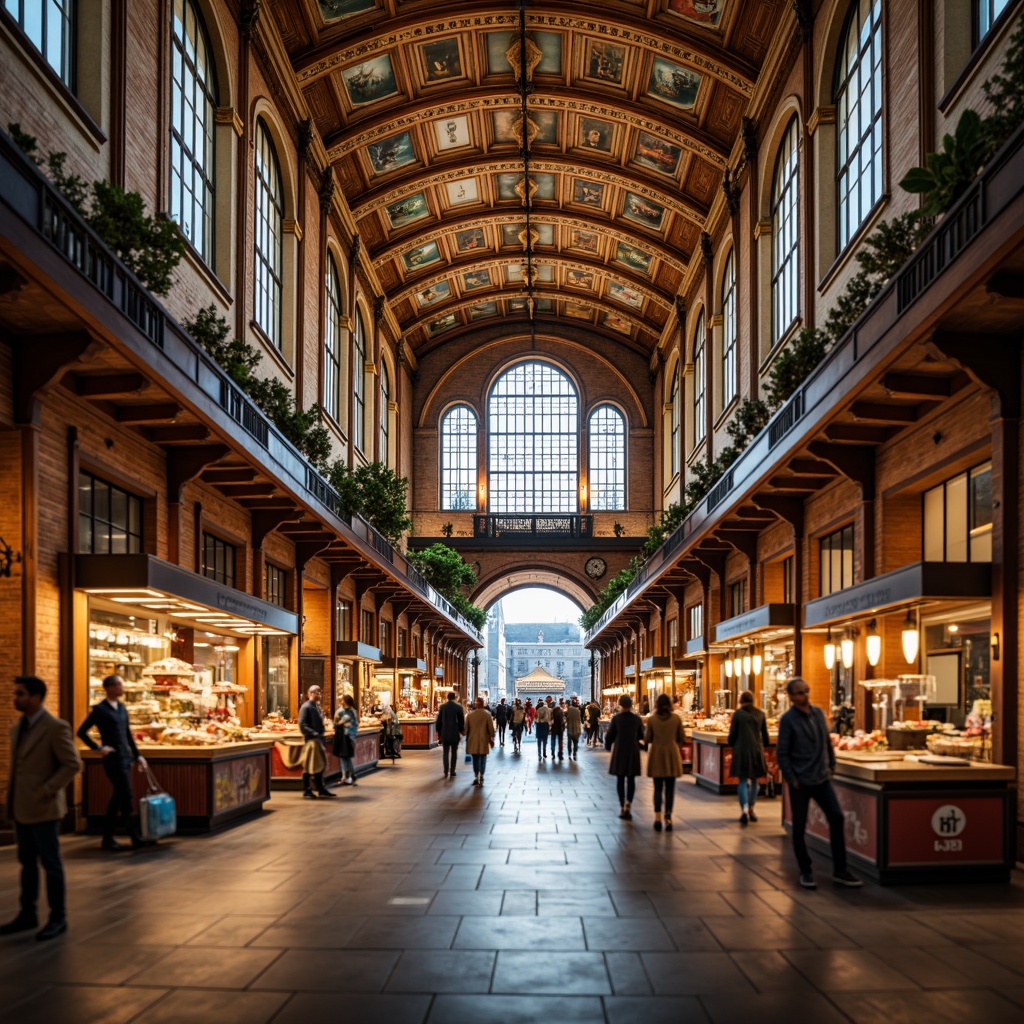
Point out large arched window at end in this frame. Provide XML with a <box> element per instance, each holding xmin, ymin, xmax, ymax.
<box><xmin>771</xmin><ymin>116</ymin><xmax>800</xmax><ymax>346</ymax></box>
<box><xmin>589</xmin><ymin>405</ymin><xmax>626</xmax><ymax>512</ymax></box>
<box><xmin>669</xmin><ymin>364</ymin><xmax>680</xmax><ymax>478</ymax></box>
<box><xmin>693</xmin><ymin>310</ymin><xmax>706</xmax><ymax>445</ymax></box>
<box><xmin>721</xmin><ymin>250</ymin><xmax>737</xmax><ymax>408</ymax></box>
<box><xmin>323</xmin><ymin>254</ymin><xmax>342</xmax><ymax>423</ymax></box>
<box><xmin>254</xmin><ymin>119</ymin><xmax>284</xmax><ymax>349</ymax></box>
<box><xmin>170</xmin><ymin>0</ymin><xmax>217</xmax><ymax>263</ymax></box>
<box><xmin>488</xmin><ymin>362</ymin><xmax>579</xmax><ymax>514</ymax></box>
<box><xmin>380</xmin><ymin>360</ymin><xmax>391</xmax><ymax>466</ymax></box>
<box><xmin>352</xmin><ymin>309</ymin><xmax>367</xmax><ymax>452</ymax></box>
<box><xmin>835</xmin><ymin>0</ymin><xmax>883</xmax><ymax>251</ymax></box>
<box><xmin>441</xmin><ymin>405</ymin><xmax>478</xmax><ymax>511</ymax></box>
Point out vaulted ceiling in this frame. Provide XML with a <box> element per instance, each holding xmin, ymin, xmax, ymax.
<box><xmin>270</xmin><ymin>0</ymin><xmax>784</xmax><ymax>354</ymax></box>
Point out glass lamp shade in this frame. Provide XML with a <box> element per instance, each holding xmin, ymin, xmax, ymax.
<box><xmin>840</xmin><ymin>637</ymin><xmax>854</xmax><ymax>669</ymax></box>
<box><xmin>742</xmin><ymin>655</ymin><xmax>751</xmax><ymax>676</ymax></box>
<box><xmin>902</xmin><ymin>622</ymin><xmax>919</xmax><ymax>664</ymax></box>
<box><xmin>752</xmin><ymin>653</ymin><xmax>762</xmax><ymax>675</ymax></box>
<box><xmin>723</xmin><ymin>657</ymin><xmax>733</xmax><ymax>678</ymax></box>
<box><xmin>823</xmin><ymin>641</ymin><xmax>836</xmax><ymax>671</ymax></box>
<box><xmin>866</xmin><ymin>632</ymin><xmax>882</xmax><ymax>667</ymax></box>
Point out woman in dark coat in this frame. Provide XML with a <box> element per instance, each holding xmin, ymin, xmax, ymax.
<box><xmin>727</xmin><ymin>690</ymin><xmax>770</xmax><ymax>825</ymax></box>
<box><xmin>604</xmin><ymin>695</ymin><xmax>643</xmax><ymax>820</ymax></box>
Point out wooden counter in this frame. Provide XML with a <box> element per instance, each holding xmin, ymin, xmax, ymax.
<box><xmin>80</xmin><ymin>741</ymin><xmax>273</xmax><ymax>833</ymax></box>
<box><xmin>398</xmin><ymin>716</ymin><xmax>438</xmax><ymax>749</ymax></box>
<box><xmin>265</xmin><ymin>727</ymin><xmax>381</xmax><ymax>789</ymax></box>
<box><xmin>782</xmin><ymin>757</ymin><xmax>1016</xmax><ymax>884</ymax></box>
<box><xmin>691</xmin><ymin>730</ymin><xmax>779</xmax><ymax>795</ymax></box>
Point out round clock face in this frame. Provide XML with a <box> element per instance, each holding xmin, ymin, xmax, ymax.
<box><xmin>585</xmin><ymin>556</ymin><xmax>607</xmax><ymax>579</ymax></box>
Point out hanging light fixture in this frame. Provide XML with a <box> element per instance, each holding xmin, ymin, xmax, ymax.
<box><xmin>742</xmin><ymin>652</ymin><xmax>751</xmax><ymax>677</ymax></box>
<box><xmin>840</xmin><ymin>632</ymin><xmax>854</xmax><ymax>670</ymax></box>
<box><xmin>752</xmin><ymin>652</ymin><xmax>762</xmax><ymax>676</ymax></box>
<box><xmin>901</xmin><ymin>611</ymin><xmax>919</xmax><ymax>664</ymax></box>
<box><xmin>823</xmin><ymin>628</ymin><xmax>836</xmax><ymax>671</ymax></box>
<box><xmin>723</xmin><ymin>656</ymin><xmax>733</xmax><ymax>678</ymax></box>
<box><xmin>865</xmin><ymin>619</ymin><xmax>881</xmax><ymax>667</ymax></box>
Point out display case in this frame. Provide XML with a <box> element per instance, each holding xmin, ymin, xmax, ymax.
<box><xmin>691</xmin><ymin>727</ymin><xmax>779</xmax><ymax>794</ymax></box>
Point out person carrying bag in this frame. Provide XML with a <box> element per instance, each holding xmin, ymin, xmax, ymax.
<box><xmin>333</xmin><ymin>694</ymin><xmax>359</xmax><ymax>786</ymax></box>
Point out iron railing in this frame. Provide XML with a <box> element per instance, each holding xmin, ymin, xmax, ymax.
<box><xmin>473</xmin><ymin>514</ymin><xmax>593</xmax><ymax>538</ymax></box>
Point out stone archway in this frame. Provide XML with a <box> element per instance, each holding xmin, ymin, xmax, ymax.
<box><xmin>472</xmin><ymin>567</ymin><xmax>596</xmax><ymax>612</ymax></box>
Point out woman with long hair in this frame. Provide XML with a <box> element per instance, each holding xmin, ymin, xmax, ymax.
<box><xmin>644</xmin><ymin>693</ymin><xmax>685</xmax><ymax>831</ymax></box>
<box><xmin>332</xmin><ymin>693</ymin><xmax>359</xmax><ymax>786</ymax></box>
<box><xmin>604</xmin><ymin>695</ymin><xmax>643</xmax><ymax>820</ymax></box>
<box><xmin>727</xmin><ymin>689</ymin><xmax>770</xmax><ymax>824</ymax></box>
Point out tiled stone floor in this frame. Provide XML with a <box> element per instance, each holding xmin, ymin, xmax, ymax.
<box><xmin>4</xmin><ymin>731</ymin><xmax>1024</xmax><ymax>1022</ymax></box>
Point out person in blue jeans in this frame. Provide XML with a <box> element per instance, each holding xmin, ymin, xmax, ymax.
<box><xmin>333</xmin><ymin>694</ymin><xmax>359</xmax><ymax>786</ymax></box>
<box><xmin>464</xmin><ymin>697</ymin><xmax>495</xmax><ymax>786</ymax></box>
<box><xmin>777</xmin><ymin>677</ymin><xmax>863</xmax><ymax>890</ymax></box>
<box><xmin>727</xmin><ymin>690</ymin><xmax>769</xmax><ymax>825</ymax></box>
<box><xmin>534</xmin><ymin>699</ymin><xmax>551</xmax><ymax>761</ymax></box>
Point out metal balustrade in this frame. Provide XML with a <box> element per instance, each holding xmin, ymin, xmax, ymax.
<box><xmin>473</xmin><ymin>514</ymin><xmax>593</xmax><ymax>538</ymax></box>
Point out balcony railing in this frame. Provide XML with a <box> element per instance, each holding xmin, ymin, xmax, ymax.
<box><xmin>0</xmin><ymin>130</ymin><xmax>480</xmax><ymax>644</ymax></box>
<box><xmin>585</xmin><ymin>120</ymin><xmax>1024</xmax><ymax>645</ymax></box>
<box><xmin>473</xmin><ymin>514</ymin><xmax>593</xmax><ymax>538</ymax></box>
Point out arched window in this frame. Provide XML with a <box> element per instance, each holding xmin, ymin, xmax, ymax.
<box><xmin>170</xmin><ymin>0</ymin><xmax>217</xmax><ymax>263</ymax></box>
<box><xmin>669</xmin><ymin>364</ymin><xmax>680</xmax><ymax>478</ymax></box>
<box><xmin>380</xmin><ymin>360</ymin><xmax>391</xmax><ymax>466</ymax></box>
<box><xmin>352</xmin><ymin>309</ymin><xmax>367</xmax><ymax>452</ymax></box>
<box><xmin>771</xmin><ymin>117</ymin><xmax>800</xmax><ymax>346</ymax></box>
<box><xmin>488</xmin><ymin>362</ymin><xmax>578</xmax><ymax>513</ymax></box>
<box><xmin>721</xmin><ymin>250</ymin><xmax>737</xmax><ymax>408</ymax></box>
<box><xmin>693</xmin><ymin>310</ymin><xmax>706</xmax><ymax>445</ymax></box>
<box><xmin>6</xmin><ymin>0</ymin><xmax>73</xmax><ymax>85</ymax></box>
<box><xmin>323</xmin><ymin>254</ymin><xmax>342</xmax><ymax>422</ymax></box>
<box><xmin>589</xmin><ymin>405</ymin><xmax>625</xmax><ymax>511</ymax></box>
<box><xmin>835</xmin><ymin>0</ymin><xmax>883</xmax><ymax>251</ymax></box>
<box><xmin>441</xmin><ymin>405</ymin><xmax>478</xmax><ymax>510</ymax></box>
<box><xmin>254</xmin><ymin>119</ymin><xmax>284</xmax><ymax>349</ymax></box>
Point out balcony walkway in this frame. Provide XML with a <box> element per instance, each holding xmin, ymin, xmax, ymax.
<box><xmin>3</xmin><ymin>735</ymin><xmax>1024</xmax><ymax>1023</ymax></box>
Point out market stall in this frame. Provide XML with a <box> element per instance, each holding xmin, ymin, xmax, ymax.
<box><xmin>256</xmin><ymin>721</ymin><xmax>382</xmax><ymax>788</ymax></box>
<box><xmin>691</xmin><ymin>727</ymin><xmax>779</xmax><ymax>794</ymax></box>
<box><xmin>783</xmin><ymin>752</ymin><xmax>1014</xmax><ymax>884</ymax></box>
<box><xmin>81</xmin><ymin>740</ymin><xmax>273</xmax><ymax>832</ymax></box>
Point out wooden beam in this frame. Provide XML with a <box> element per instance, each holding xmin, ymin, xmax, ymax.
<box><xmin>807</xmin><ymin>442</ymin><xmax>875</xmax><ymax>499</ymax></box>
<box><xmin>150</xmin><ymin>425</ymin><xmax>210</xmax><ymax>443</ymax></box>
<box><xmin>751</xmin><ymin>494</ymin><xmax>805</xmax><ymax>534</ymax></box>
<box><xmin>12</xmin><ymin>331</ymin><xmax>100</xmax><ymax>424</ymax></box>
<box><xmin>927</xmin><ymin>331</ymin><xmax>1022</xmax><ymax>419</ymax></box>
<box><xmin>985</xmin><ymin>271</ymin><xmax>1024</xmax><ymax>300</ymax></box>
<box><xmin>201</xmin><ymin>467</ymin><xmax>260</xmax><ymax>483</ymax></box>
<box><xmin>166</xmin><ymin>445</ymin><xmax>230</xmax><ymax>501</ymax></box>
<box><xmin>215</xmin><ymin>483</ymin><xmax>277</xmax><ymax>499</ymax></box>
<box><xmin>716</xmin><ymin>530</ymin><xmax>759</xmax><ymax>563</ymax></box>
<box><xmin>786</xmin><ymin>458</ymin><xmax>839</xmax><ymax>477</ymax></box>
<box><xmin>239</xmin><ymin>497</ymin><xmax>301</xmax><ymax>510</ymax></box>
<box><xmin>115</xmin><ymin>402</ymin><xmax>182</xmax><ymax>424</ymax></box>
<box><xmin>767</xmin><ymin>475</ymin><xmax>825</xmax><ymax>491</ymax></box>
<box><xmin>252</xmin><ymin>509</ymin><xmax>305</xmax><ymax>549</ymax></box>
<box><xmin>822</xmin><ymin>423</ymin><xmax>890</xmax><ymax>444</ymax></box>
<box><xmin>849</xmin><ymin>401</ymin><xmax>917</xmax><ymax>423</ymax></box>
<box><xmin>73</xmin><ymin>372</ymin><xmax>147</xmax><ymax>398</ymax></box>
<box><xmin>880</xmin><ymin>373</ymin><xmax>951</xmax><ymax>399</ymax></box>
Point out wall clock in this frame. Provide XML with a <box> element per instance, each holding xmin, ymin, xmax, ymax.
<box><xmin>585</xmin><ymin>556</ymin><xmax>607</xmax><ymax>579</ymax></box>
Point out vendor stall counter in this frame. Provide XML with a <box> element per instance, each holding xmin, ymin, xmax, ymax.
<box><xmin>264</xmin><ymin>726</ymin><xmax>382</xmax><ymax>789</ymax></box>
<box><xmin>81</xmin><ymin>740</ymin><xmax>273</xmax><ymax>833</ymax></box>
<box><xmin>398</xmin><ymin>717</ymin><xmax>439</xmax><ymax>749</ymax></box>
<box><xmin>783</xmin><ymin>754</ymin><xmax>1015</xmax><ymax>883</ymax></box>
<box><xmin>691</xmin><ymin>729</ymin><xmax>778</xmax><ymax>794</ymax></box>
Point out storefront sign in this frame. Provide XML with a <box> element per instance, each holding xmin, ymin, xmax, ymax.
<box><xmin>886</xmin><ymin>795</ymin><xmax>1005</xmax><ymax>865</ymax></box>
<box><xmin>213</xmin><ymin>754</ymin><xmax>268</xmax><ymax>813</ymax></box>
<box><xmin>714</xmin><ymin>604</ymin><xmax>795</xmax><ymax>643</ymax></box>
<box><xmin>698</xmin><ymin>742</ymin><xmax>721</xmax><ymax>783</ymax></box>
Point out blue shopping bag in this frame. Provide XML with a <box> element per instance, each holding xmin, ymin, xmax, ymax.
<box><xmin>139</xmin><ymin>765</ymin><xmax>177</xmax><ymax>840</ymax></box>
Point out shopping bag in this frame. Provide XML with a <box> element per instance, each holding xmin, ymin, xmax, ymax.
<box><xmin>139</xmin><ymin>764</ymin><xmax>177</xmax><ymax>840</ymax></box>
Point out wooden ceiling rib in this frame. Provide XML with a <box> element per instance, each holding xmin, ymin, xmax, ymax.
<box><xmin>273</xmin><ymin>0</ymin><xmax>783</xmax><ymax>352</ymax></box>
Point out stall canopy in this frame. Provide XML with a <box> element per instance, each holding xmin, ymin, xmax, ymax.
<box><xmin>75</xmin><ymin>553</ymin><xmax>297</xmax><ymax>635</ymax></box>
<box><xmin>514</xmin><ymin>664</ymin><xmax>566</xmax><ymax>694</ymax></box>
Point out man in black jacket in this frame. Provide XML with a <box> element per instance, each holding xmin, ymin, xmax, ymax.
<box><xmin>298</xmin><ymin>686</ymin><xmax>335</xmax><ymax>798</ymax></box>
<box><xmin>550</xmin><ymin>699</ymin><xmax>566</xmax><ymax>761</ymax></box>
<box><xmin>494</xmin><ymin>698</ymin><xmax>509</xmax><ymax>747</ymax></box>
<box><xmin>77</xmin><ymin>675</ymin><xmax>150</xmax><ymax>850</ymax></box>
<box><xmin>776</xmin><ymin>677</ymin><xmax>862</xmax><ymax>890</ymax></box>
<box><xmin>435</xmin><ymin>691</ymin><xmax>465</xmax><ymax>778</ymax></box>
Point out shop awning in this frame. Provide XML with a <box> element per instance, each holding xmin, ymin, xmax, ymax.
<box><xmin>397</xmin><ymin>657</ymin><xmax>427</xmax><ymax>672</ymax></box>
<box><xmin>714</xmin><ymin>603</ymin><xmax>796</xmax><ymax>644</ymax></box>
<box><xmin>336</xmin><ymin>641</ymin><xmax>382</xmax><ymax>662</ymax></box>
<box><xmin>803</xmin><ymin>561</ymin><xmax>992</xmax><ymax>628</ymax></box>
<box><xmin>685</xmin><ymin>636</ymin><xmax>706</xmax><ymax>657</ymax></box>
<box><xmin>640</xmin><ymin>655</ymin><xmax>699</xmax><ymax>673</ymax></box>
<box><xmin>76</xmin><ymin>554</ymin><xmax>297</xmax><ymax>635</ymax></box>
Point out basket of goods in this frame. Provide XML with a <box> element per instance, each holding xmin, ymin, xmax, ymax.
<box><xmin>886</xmin><ymin>721</ymin><xmax>938</xmax><ymax>750</ymax></box>
<box><xmin>833</xmin><ymin>729</ymin><xmax>888</xmax><ymax>752</ymax></box>
<box><xmin>926</xmin><ymin>733</ymin><xmax>980</xmax><ymax>759</ymax></box>
<box><xmin>142</xmin><ymin>657</ymin><xmax>196</xmax><ymax>689</ymax></box>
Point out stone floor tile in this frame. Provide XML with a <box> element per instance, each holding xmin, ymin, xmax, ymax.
<box><xmin>605</xmin><ymin>995</ymin><xmax>711</xmax><ymax>1024</ymax></box>
<box><xmin>491</xmin><ymin>950</ymin><xmax>611</xmax><ymax>994</ymax></box>
<box><xmin>427</xmin><ymin>994</ymin><xmax>605</xmax><ymax>1024</ymax></box>
<box><xmin>250</xmin><ymin>949</ymin><xmax>399</xmax><ymax>992</ymax></box>
<box><xmin>699</xmin><ymin>990</ymin><xmax>853</xmax><ymax>1024</ymax></box>
<box><xmin>640</xmin><ymin>951</ymin><xmax>755</xmax><ymax>995</ymax></box>
<box><xmin>273</xmin><ymin>993</ymin><xmax>431</xmax><ymax>1024</ymax></box>
<box><xmin>8</xmin><ymin>984</ymin><xmax>168</xmax><ymax>1024</ymax></box>
<box><xmin>428</xmin><ymin>891</ymin><xmax>504</xmax><ymax>916</ymax></box>
<box><xmin>350</xmin><ymin>914</ymin><xmax>460</xmax><ymax>949</ymax></box>
<box><xmin>132</xmin><ymin>989</ymin><xmax>289</xmax><ymax>1024</ymax></box>
<box><xmin>126</xmin><ymin>947</ymin><xmax>283</xmax><ymax>989</ymax></box>
<box><xmin>702</xmin><ymin>914</ymin><xmax>819</xmax><ymax>951</ymax></box>
<box><xmin>730</xmin><ymin>951</ymin><xmax>818</xmax><ymax>992</ymax></box>
<box><xmin>385</xmin><ymin>950</ymin><xmax>496</xmax><ymax>993</ymax></box>
<box><xmin>583</xmin><ymin>915</ymin><xmax>675</xmax><ymax>951</ymax></box>
<box><xmin>842</xmin><ymin>990</ymin><xmax>1024</xmax><ymax>1024</ymax></box>
<box><xmin>187</xmin><ymin>916</ymin><xmax>280</xmax><ymax>947</ymax></box>
<box><xmin>454</xmin><ymin>915</ymin><xmax>584</xmax><ymax>950</ymax></box>
<box><xmin>604</xmin><ymin>952</ymin><xmax>654</xmax><ymax>995</ymax></box>
<box><xmin>784</xmin><ymin>949</ymin><xmax>920</xmax><ymax>991</ymax></box>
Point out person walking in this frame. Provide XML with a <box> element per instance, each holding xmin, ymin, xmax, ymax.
<box><xmin>510</xmin><ymin>699</ymin><xmax>526</xmax><ymax>753</ymax></box>
<box><xmin>465</xmin><ymin>696</ymin><xmax>496</xmax><ymax>786</ymax></box>
<box><xmin>380</xmin><ymin>702</ymin><xmax>403</xmax><ymax>758</ymax></box>
<box><xmin>565</xmin><ymin>699</ymin><xmax>582</xmax><ymax>760</ymax></box>
<box><xmin>585</xmin><ymin>700</ymin><xmax>601</xmax><ymax>746</ymax></box>
<box><xmin>76</xmin><ymin>674</ymin><xmax>152</xmax><ymax>849</ymax></box>
<box><xmin>297</xmin><ymin>685</ymin><xmax>336</xmax><ymax>798</ymax></box>
<box><xmin>332</xmin><ymin>694</ymin><xmax>359</xmax><ymax>786</ymax></box>
<box><xmin>604</xmin><ymin>695</ymin><xmax>643</xmax><ymax>820</ymax></box>
<box><xmin>525</xmin><ymin>699</ymin><xmax>535</xmax><ymax>734</ymax></box>
<box><xmin>776</xmin><ymin>677</ymin><xmax>862</xmax><ymax>889</ymax></box>
<box><xmin>495</xmin><ymin>698</ymin><xmax>509</xmax><ymax>747</ymax></box>
<box><xmin>645</xmin><ymin>693</ymin><xmax>685</xmax><ymax>831</ymax></box>
<box><xmin>2</xmin><ymin>676</ymin><xmax>81</xmax><ymax>941</ymax></box>
<box><xmin>550</xmin><ymin>698</ymin><xmax>565</xmax><ymax>761</ymax></box>
<box><xmin>435</xmin><ymin>690</ymin><xmax>466</xmax><ymax>778</ymax></box>
<box><xmin>728</xmin><ymin>690</ymin><xmax>770</xmax><ymax>825</ymax></box>
<box><xmin>534</xmin><ymin>697</ymin><xmax>551</xmax><ymax>761</ymax></box>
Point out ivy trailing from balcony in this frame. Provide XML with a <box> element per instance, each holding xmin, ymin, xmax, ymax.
<box><xmin>328</xmin><ymin>460</ymin><xmax>413</xmax><ymax>547</ymax></box>
<box><xmin>408</xmin><ymin>543</ymin><xmax>487</xmax><ymax>629</ymax></box>
<box><xmin>8</xmin><ymin>124</ymin><xmax>184</xmax><ymax>296</ymax></box>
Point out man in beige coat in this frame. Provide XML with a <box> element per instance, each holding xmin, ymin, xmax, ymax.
<box><xmin>465</xmin><ymin>696</ymin><xmax>496</xmax><ymax>787</ymax></box>
<box><xmin>3</xmin><ymin>676</ymin><xmax>81</xmax><ymax>941</ymax></box>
